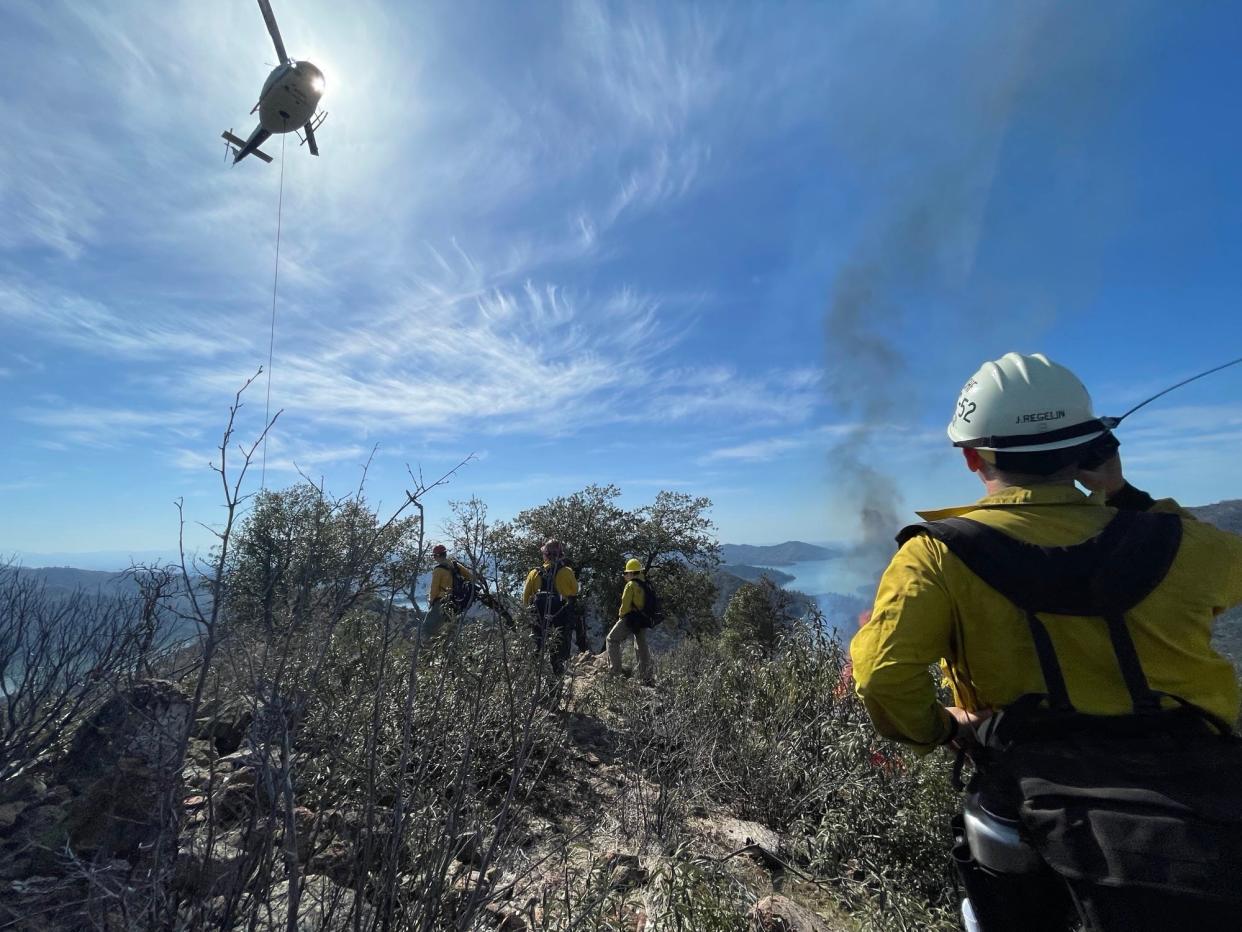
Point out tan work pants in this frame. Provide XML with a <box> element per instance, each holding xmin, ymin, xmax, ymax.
<box><xmin>606</xmin><ymin>616</ymin><xmax>654</xmax><ymax>684</ymax></box>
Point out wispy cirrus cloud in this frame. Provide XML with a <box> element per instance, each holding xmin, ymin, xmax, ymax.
<box><xmin>171</xmin><ymin>437</ymin><xmax>371</xmax><ymax>476</ymax></box>
<box><xmin>0</xmin><ymin>282</ymin><xmax>247</xmax><ymax>360</ymax></box>
<box><xmin>702</xmin><ymin>435</ymin><xmax>811</xmax><ymax>464</ymax></box>
<box><xmin>16</xmin><ymin>403</ymin><xmax>206</xmax><ymax>448</ymax></box>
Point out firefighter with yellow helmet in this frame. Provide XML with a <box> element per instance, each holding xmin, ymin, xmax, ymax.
<box><xmin>606</xmin><ymin>558</ymin><xmax>656</xmax><ymax>685</ymax></box>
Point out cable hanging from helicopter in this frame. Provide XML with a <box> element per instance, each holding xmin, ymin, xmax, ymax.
<box><xmin>219</xmin><ymin>0</ymin><xmax>327</xmax><ymax>484</ymax></box>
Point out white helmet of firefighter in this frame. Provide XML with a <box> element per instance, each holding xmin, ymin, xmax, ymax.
<box><xmin>947</xmin><ymin>352</ymin><xmax>1108</xmax><ymax>453</ymax></box>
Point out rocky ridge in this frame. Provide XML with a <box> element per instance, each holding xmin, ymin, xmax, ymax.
<box><xmin>0</xmin><ymin>658</ymin><xmax>851</xmax><ymax>932</ymax></box>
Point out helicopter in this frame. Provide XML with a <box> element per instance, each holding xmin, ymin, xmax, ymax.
<box><xmin>221</xmin><ymin>0</ymin><xmax>327</xmax><ymax>165</ymax></box>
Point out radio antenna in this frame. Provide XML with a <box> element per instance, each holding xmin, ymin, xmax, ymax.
<box><xmin>1100</xmin><ymin>356</ymin><xmax>1242</xmax><ymax>429</ymax></box>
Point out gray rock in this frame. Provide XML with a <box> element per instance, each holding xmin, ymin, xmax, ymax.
<box><xmin>484</xmin><ymin>902</ymin><xmax>529</xmax><ymax>931</ymax></box>
<box><xmin>175</xmin><ymin>831</ymin><xmax>254</xmax><ymax>897</ymax></box>
<box><xmin>192</xmin><ymin>698</ymin><xmax>254</xmax><ymax>755</ymax></box>
<box><xmin>244</xmin><ymin>874</ymin><xmax>364</xmax><ymax>931</ymax></box>
<box><xmin>703</xmin><ymin>816</ymin><xmax>786</xmax><ymax>859</ymax></box>
<box><xmin>0</xmin><ymin>801</ymin><xmax>27</xmax><ymax>830</ymax></box>
<box><xmin>213</xmin><ymin>766</ymin><xmax>260</xmax><ymax>824</ymax></box>
<box><xmin>0</xmin><ymin>773</ymin><xmax>47</xmax><ymax>805</ymax></box>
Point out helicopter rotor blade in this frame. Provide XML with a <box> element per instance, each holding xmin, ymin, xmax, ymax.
<box><xmin>256</xmin><ymin>0</ymin><xmax>290</xmax><ymax>64</ymax></box>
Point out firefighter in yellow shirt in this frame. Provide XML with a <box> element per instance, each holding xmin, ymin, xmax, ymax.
<box><xmin>522</xmin><ymin>539</ymin><xmax>578</xmax><ymax>674</ymax></box>
<box><xmin>425</xmin><ymin>543</ymin><xmax>473</xmax><ymax>638</ymax></box>
<box><xmin>607</xmin><ymin>559</ymin><xmax>655</xmax><ymax>685</ymax></box>
<box><xmin>851</xmin><ymin>352</ymin><xmax>1242</xmax><ymax>931</ymax></box>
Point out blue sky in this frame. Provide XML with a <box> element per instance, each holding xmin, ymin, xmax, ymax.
<box><xmin>2</xmin><ymin>1</ymin><xmax>1241</xmax><ymax>568</ymax></box>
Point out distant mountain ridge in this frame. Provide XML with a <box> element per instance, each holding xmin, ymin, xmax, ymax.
<box><xmin>8</xmin><ymin>566</ymin><xmax>139</xmax><ymax>598</ymax></box>
<box><xmin>719</xmin><ymin>541</ymin><xmax>837</xmax><ymax>566</ymax></box>
<box><xmin>720</xmin><ymin>564</ymin><xmax>795</xmax><ymax>585</ymax></box>
<box><xmin>1188</xmin><ymin>500</ymin><xmax>1242</xmax><ymax>536</ymax></box>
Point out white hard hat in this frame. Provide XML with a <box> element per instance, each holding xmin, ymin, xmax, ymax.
<box><xmin>947</xmin><ymin>352</ymin><xmax>1107</xmax><ymax>452</ymax></box>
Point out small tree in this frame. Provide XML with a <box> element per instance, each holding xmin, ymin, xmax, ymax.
<box><xmin>489</xmin><ymin>484</ymin><xmax>631</xmax><ymax>618</ymax></box>
<box><xmin>224</xmin><ymin>482</ymin><xmax>422</xmax><ymax>633</ymax></box>
<box><xmin>721</xmin><ymin>578</ymin><xmax>797</xmax><ymax>657</ymax></box>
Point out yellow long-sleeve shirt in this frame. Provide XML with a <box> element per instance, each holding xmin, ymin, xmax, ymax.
<box><xmin>522</xmin><ymin>563</ymin><xmax>578</xmax><ymax>606</ymax></box>
<box><xmin>429</xmin><ymin>560</ymin><xmax>473</xmax><ymax>605</ymax></box>
<box><xmin>619</xmin><ymin>579</ymin><xmax>646</xmax><ymax>618</ymax></box>
<box><xmin>850</xmin><ymin>484</ymin><xmax>1242</xmax><ymax>754</ymax></box>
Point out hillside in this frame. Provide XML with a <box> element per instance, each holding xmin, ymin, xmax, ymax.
<box><xmin>14</xmin><ymin>565</ymin><xmax>138</xmax><ymax>598</ymax></box>
<box><xmin>1189</xmin><ymin>499</ymin><xmax>1242</xmax><ymax>535</ymax></box>
<box><xmin>719</xmin><ymin>541</ymin><xmax>837</xmax><ymax>566</ymax></box>
<box><xmin>0</xmin><ymin>613</ymin><xmax>952</xmax><ymax>931</ymax></box>
<box><xmin>711</xmin><ymin>567</ymin><xmax>815</xmax><ymax>618</ymax></box>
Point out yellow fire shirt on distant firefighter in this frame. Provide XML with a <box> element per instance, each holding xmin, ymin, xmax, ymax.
<box><xmin>522</xmin><ymin>563</ymin><xmax>578</xmax><ymax>605</ymax></box>
<box><xmin>429</xmin><ymin>560</ymin><xmax>472</xmax><ymax>606</ymax></box>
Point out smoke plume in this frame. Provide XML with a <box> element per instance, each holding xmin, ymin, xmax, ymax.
<box><xmin>822</xmin><ymin>3</ymin><xmax>1146</xmax><ymax>592</ymax></box>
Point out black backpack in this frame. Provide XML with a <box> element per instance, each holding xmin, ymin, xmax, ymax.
<box><xmin>533</xmin><ymin>561</ymin><xmax>567</xmax><ymax>620</ymax></box>
<box><xmin>634</xmin><ymin>579</ymin><xmax>666</xmax><ymax>628</ymax></box>
<box><xmin>901</xmin><ymin>511</ymin><xmax>1242</xmax><ymax>905</ymax></box>
<box><xmin>445</xmin><ymin>561</ymin><xmax>475</xmax><ymax>614</ymax></box>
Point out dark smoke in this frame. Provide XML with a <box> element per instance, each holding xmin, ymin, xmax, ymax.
<box><xmin>822</xmin><ymin>2</ymin><xmax>1144</xmax><ymax>590</ymax></box>
<box><xmin>825</xmin><ymin>191</ymin><xmax>989</xmax><ymax>583</ymax></box>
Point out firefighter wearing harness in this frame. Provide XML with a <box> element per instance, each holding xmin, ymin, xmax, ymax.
<box><xmin>522</xmin><ymin>538</ymin><xmax>579</xmax><ymax>675</ymax></box>
<box><xmin>850</xmin><ymin>352</ymin><xmax>1242</xmax><ymax>932</ymax></box>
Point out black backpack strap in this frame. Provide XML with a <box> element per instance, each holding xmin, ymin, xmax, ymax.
<box><xmin>536</xmin><ymin>562</ymin><xmax>566</xmax><ymax>619</ymax></box>
<box><xmin>1024</xmin><ymin>610</ymin><xmax>1073</xmax><ymax>713</ymax></box>
<box><xmin>897</xmin><ymin>512</ymin><xmax>1183</xmax><ymax>716</ymax></box>
<box><xmin>541</xmin><ymin>561</ymin><xmax>560</xmax><ymax>591</ymax></box>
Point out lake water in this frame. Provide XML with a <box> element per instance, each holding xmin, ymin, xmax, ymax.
<box><xmin>757</xmin><ymin>558</ymin><xmax>879</xmax><ymax>636</ymax></box>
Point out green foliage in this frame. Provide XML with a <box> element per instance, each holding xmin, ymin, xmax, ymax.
<box><xmin>584</xmin><ymin>623</ymin><xmax>961</xmax><ymax>931</ymax></box>
<box><xmin>720</xmin><ymin>578</ymin><xmax>796</xmax><ymax>656</ymax></box>
<box><xmin>224</xmin><ymin>483</ymin><xmax>422</xmax><ymax>632</ymax></box>
<box><xmin>489</xmin><ymin>486</ymin><xmax>721</xmax><ymax>635</ymax></box>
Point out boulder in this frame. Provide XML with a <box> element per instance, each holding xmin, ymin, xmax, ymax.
<box><xmin>192</xmin><ymin>698</ymin><xmax>254</xmax><ymax>756</ymax></box>
<box><xmin>451</xmin><ymin>869</ymin><xmax>488</xmax><ymax>897</ymax></box>
<box><xmin>748</xmin><ymin>895</ymin><xmax>831</xmax><ymax>932</ymax></box>
<box><xmin>0</xmin><ymin>799</ymin><xmax>70</xmax><ymax>879</ymax></box>
<box><xmin>213</xmin><ymin>766</ymin><xmax>261</xmax><ymax>824</ymax></box>
<box><xmin>0</xmin><ymin>801</ymin><xmax>28</xmax><ymax>831</ymax></box>
<box><xmin>174</xmin><ymin>831</ymin><xmax>253</xmax><ymax>897</ymax></box>
<box><xmin>484</xmin><ymin>902</ymin><xmax>529</xmax><ymax>931</ymax></box>
<box><xmin>452</xmin><ymin>828</ymin><xmax>484</xmax><ymax>865</ymax></box>
<box><xmin>56</xmin><ymin>680</ymin><xmax>191</xmax><ymax>859</ymax></box>
<box><xmin>0</xmin><ymin>773</ymin><xmax>47</xmax><ymax>806</ymax></box>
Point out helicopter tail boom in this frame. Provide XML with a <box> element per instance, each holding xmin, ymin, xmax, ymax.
<box><xmin>222</xmin><ymin>128</ymin><xmax>273</xmax><ymax>164</ymax></box>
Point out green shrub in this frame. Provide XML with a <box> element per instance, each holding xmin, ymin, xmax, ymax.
<box><xmin>584</xmin><ymin>622</ymin><xmax>961</xmax><ymax>930</ymax></box>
